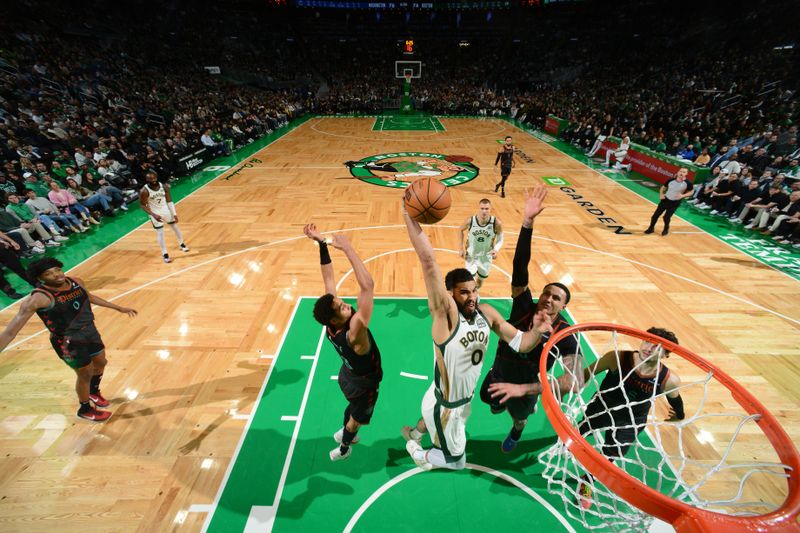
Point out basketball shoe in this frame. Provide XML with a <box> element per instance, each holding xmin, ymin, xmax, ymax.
<box><xmin>77</xmin><ymin>406</ymin><xmax>111</xmax><ymax>422</ymax></box>
<box><xmin>89</xmin><ymin>391</ymin><xmax>109</xmax><ymax>407</ymax></box>
<box><xmin>333</xmin><ymin>427</ymin><xmax>360</xmax><ymax>445</ymax></box>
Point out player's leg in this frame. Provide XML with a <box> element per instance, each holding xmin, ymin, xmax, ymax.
<box><xmin>475</xmin><ymin>261</ymin><xmax>490</xmax><ymax>290</ymax></box>
<box><xmin>88</xmin><ymin>349</ymin><xmax>109</xmax><ymax>407</ymax></box>
<box><xmin>500</xmin><ymin>359</ymin><xmax>538</xmax><ymax>453</ymax></box>
<box><xmin>167</xmin><ymin>222</ymin><xmax>189</xmax><ymax>251</ymax></box>
<box><xmin>478</xmin><ymin>366</ymin><xmax>505</xmax><ymax>414</ymax></box>
<box><xmin>67</xmin><ymin>355</ymin><xmax>111</xmax><ymax>422</ymax></box>
<box><xmin>154</xmin><ymin>226</ymin><xmax>170</xmax><ymax>263</ymax></box>
<box><xmin>331</xmin><ymin>388</ymin><xmax>377</xmax><ymax>461</ymax></box>
<box><xmin>499</xmin><ymin>168</ymin><xmax>510</xmax><ymax>197</ymax></box>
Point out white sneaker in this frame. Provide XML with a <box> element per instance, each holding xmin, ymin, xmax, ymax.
<box><xmin>401</xmin><ymin>425</ymin><xmax>422</xmax><ymax>443</ymax></box>
<box><xmin>687</xmin><ymin>199</ymin><xmax>698</xmax><ymax>204</ymax></box>
<box><xmin>744</xmin><ymin>223</ymin><xmax>755</xmax><ymax>229</ymax></box>
<box><xmin>32</xmin><ymin>246</ymin><xmax>46</xmax><ymax>254</ymax></box>
<box><xmin>329</xmin><ymin>445</ymin><xmax>352</xmax><ymax>462</ymax></box>
<box><xmin>180</xmin><ymin>243</ymin><xmax>190</xmax><ymax>252</ymax></box>
<box><xmin>119</xmin><ymin>204</ymin><xmax>128</xmax><ymax>211</ymax></box>
<box><xmin>53</xmin><ymin>235</ymin><xmax>69</xmax><ymax>241</ymax></box>
<box><xmin>730</xmin><ymin>218</ymin><xmax>742</xmax><ymax>224</ymax></box>
<box><xmin>710</xmin><ymin>209</ymin><xmax>719</xmax><ymax>215</ymax></box>
<box><xmin>697</xmin><ymin>204</ymin><xmax>711</xmax><ymax>210</ymax></box>
<box><xmin>163</xmin><ymin>254</ymin><xmax>172</xmax><ymax>264</ymax></box>
<box><xmin>45</xmin><ymin>240</ymin><xmax>61</xmax><ymax>247</ymax></box>
<box><xmin>333</xmin><ymin>427</ymin><xmax>360</xmax><ymax>445</ymax></box>
<box><xmin>406</xmin><ymin>440</ymin><xmax>432</xmax><ymax>471</ymax></box>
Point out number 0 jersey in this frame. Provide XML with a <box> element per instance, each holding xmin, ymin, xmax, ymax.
<box><xmin>435</xmin><ymin>309</ymin><xmax>491</xmax><ymax>403</ymax></box>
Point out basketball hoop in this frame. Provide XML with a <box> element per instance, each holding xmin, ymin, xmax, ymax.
<box><xmin>538</xmin><ymin>323</ymin><xmax>800</xmax><ymax>532</ymax></box>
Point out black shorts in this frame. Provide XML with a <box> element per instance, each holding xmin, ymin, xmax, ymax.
<box><xmin>578</xmin><ymin>399</ymin><xmax>645</xmax><ymax>459</ymax></box>
<box><xmin>501</xmin><ymin>166</ymin><xmax>512</xmax><ymax>178</ymax></box>
<box><xmin>338</xmin><ymin>367</ymin><xmax>381</xmax><ymax>424</ymax></box>
<box><xmin>50</xmin><ymin>332</ymin><xmax>105</xmax><ymax>369</ymax></box>
<box><xmin>479</xmin><ymin>356</ymin><xmax>538</xmax><ymax>421</ymax></box>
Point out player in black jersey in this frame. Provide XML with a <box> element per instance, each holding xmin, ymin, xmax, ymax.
<box><xmin>481</xmin><ymin>186</ymin><xmax>584</xmax><ymax>453</ymax></box>
<box><xmin>304</xmin><ymin>224</ymin><xmax>382</xmax><ymax>462</ymax></box>
<box><xmin>0</xmin><ymin>258</ymin><xmax>137</xmax><ymax>421</ymax></box>
<box><xmin>576</xmin><ymin>327</ymin><xmax>685</xmax><ymax>509</ymax></box>
<box><xmin>494</xmin><ymin>136</ymin><xmax>516</xmax><ymax>198</ymax></box>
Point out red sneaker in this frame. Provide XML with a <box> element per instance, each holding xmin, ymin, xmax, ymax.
<box><xmin>77</xmin><ymin>407</ymin><xmax>112</xmax><ymax>422</ymax></box>
<box><xmin>89</xmin><ymin>392</ymin><xmax>109</xmax><ymax>407</ymax></box>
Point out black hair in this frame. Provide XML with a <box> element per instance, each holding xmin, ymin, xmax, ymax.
<box><xmin>313</xmin><ymin>293</ymin><xmax>336</xmax><ymax>327</ymax></box>
<box><xmin>543</xmin><ymin>282</ymin><xmax>571</xmax><ymax>305</ymax></box>
<box><xmin>445</xmin><ymin>268</ymin><xmax>475</xmax><ymax>290</ymax></box>
<box><xmin>646</xmin><ymin>327</ymin><xmax>679</xmax><ymax>354</ymax></box>
<box><xmin>27</xmin><ymin>257</ymin><xmax>64</xmax><ymax>281</ymax></box>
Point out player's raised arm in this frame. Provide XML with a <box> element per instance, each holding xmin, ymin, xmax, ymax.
<box><xmin>479</xmin><ymin>304</ymin><xmax>552</xmax><ymax>354</ymax></box>
<box><xmin>330</xmin><ymin>233</ymin><xmax>374</xmax><ymax>349</ymax></box>
<box><xmin>402</xmin><ymin>203</ymin><xmax>451</xmax><ymax>316</ymax></box>
<box><xmin>0</xmin><ymin>292</ymin><xmax>51</xmax><ymax>352</ymax></box>
<box><xmin>304</xmin><ymin>223</ymin><xmax>336</xmax><ymax>296</ymax></box>
<box><xmin>511</xmin><ymin>186</ymin><xmax>547</xmax><ymax>298</ymax></box>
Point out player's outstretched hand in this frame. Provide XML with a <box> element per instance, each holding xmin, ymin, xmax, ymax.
<box><xmin>488</xmin><ymin>382</ymin><xmax>527</xmax><ymax>404</ymax></box>
<box><xmin>523</xmin><ymin>186</ymin><xmax>548</xmax><ymax>220</ymax></box>
<box><xmin>532</xmin><ymin>309</ymin><xmax>554</xmax><ymax>336</ymax></box>
<box><xmin>303</xmin><ymin>223</ymin><xmax>324</xmax><ymax>243</ymax></box>
<box><xmin>118</xmin><ymin>307</ymin><xmax>138</xmax><ymax>318</ymax></box>
<box><xmin>330</xmin><ymin>233</ymin><xmax>351</xmax><ymax>250</ymax></box>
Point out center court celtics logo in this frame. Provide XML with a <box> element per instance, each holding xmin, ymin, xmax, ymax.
<box><xmin>345</xmin><ymin>152</ymin><xmax>479</xmax><ymax>188</ymax></box>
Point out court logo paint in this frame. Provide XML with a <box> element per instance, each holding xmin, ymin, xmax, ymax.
<box><xmin>345</xmin><ymin>152</ymin><xmax>479</xmax><ymax>189</ymax></box>
<box><xmin>542</xmin><ymin>176</ymin><xmax>571</xmax><ymax>187</ymax></box>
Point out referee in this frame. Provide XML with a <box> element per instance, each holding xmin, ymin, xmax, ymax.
<box><xmin>645</xmin><ymin>167</ymin><xmax>694</xmax><ymax>236</ymax></box>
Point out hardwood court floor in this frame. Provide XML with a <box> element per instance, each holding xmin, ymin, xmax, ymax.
<box><xmin>0</xmin><ymin>117</ymin><xmax>797</xmax><ymax>532</ymax></box>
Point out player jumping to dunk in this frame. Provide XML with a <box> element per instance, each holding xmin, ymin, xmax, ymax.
<box><xmin>305</xmin><ymin>224</ymin><xmax>382</xmax><ymax>462</ymax></box>
<box><xmin>401</xmin><ymin>196</ymin><xmax>552</xmax><ymax>471</ymax></box>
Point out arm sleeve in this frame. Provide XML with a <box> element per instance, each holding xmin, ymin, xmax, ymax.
<box><xmin>495</xmin><ymin>151</ymin><xmax>501</xmax><ymax>165</ymax></box>
<box><xmin>492</xmin><ymin>230</ymin><xmax>505</xmax><ymax>253</ymax></box>
<box><xmin>318</xmin><ymin>241</ymin><xmax>331</xmax><ymax>265</ymax></box>
<box><xmin>666</xmin><ymin>394</ymin><xmax>685</xmax><ymax>420</ymax></box>
<box><xmin>511</xmin><ymin>225</ymin><xmax>532</xmax><ymax>288</ymax></box>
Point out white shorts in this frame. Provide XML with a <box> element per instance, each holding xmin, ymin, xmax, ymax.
<box><xmin>465</xmin><ymin>256</ymin><xmax>491</xmax><ymax>279</ymax></box>
<box><xmin>421</xmin><ymin>383</ymin><xmax>471</xmax><ymax>461</ymax></box>
<box><xmin>614</xmin><ymin>150</ymin><xmax>628</xmax><ymax>160</ymax></box>
<box><xmin>149</xmin><ymin>210</ymin><xmax>174</xmax><ymax>229</ymax></box>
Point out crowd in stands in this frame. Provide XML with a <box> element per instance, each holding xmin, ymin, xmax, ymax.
<box><xmin>0</xmin><ymin>0</ymin><xmax>798</xmax><ymax>297</ymax></box>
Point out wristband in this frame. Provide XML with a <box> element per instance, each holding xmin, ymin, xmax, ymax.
<box><xmin>319</xmin><ymin>241</ymin><xmax>331</xmax><ymax>265</ymax></box>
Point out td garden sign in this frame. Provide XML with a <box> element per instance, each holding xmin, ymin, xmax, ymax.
<box><xmin>345</xmin><ymin>152</ymin><xmax>479</xmax><ymax>188</ymax></box>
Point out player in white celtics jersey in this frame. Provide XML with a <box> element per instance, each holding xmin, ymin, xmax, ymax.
<box><xmin>459</xmin><ymin>199</ymin><xmax>504</xmax><ymax>289</ymax></box>
<box><xmin>401</xmin><ymin>196</ymin><xmax>552</xmax><ymax>471</ymax></box>
<box><xmin>139</xmin><ymin>171</ymin><xmax>189</xmax><ymax>263</ymax></box>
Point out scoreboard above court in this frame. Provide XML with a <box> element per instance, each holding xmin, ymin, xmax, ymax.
<box><xmin>294</xmin><ymin>1</ymin><xmax>517</xmax><ymax>9</ymax></box>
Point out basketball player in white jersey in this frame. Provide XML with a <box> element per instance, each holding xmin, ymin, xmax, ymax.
<box><xmin>139</xmin><ymin>171</ymin><xmax>189</xmax><ymax>263</ymax></box>
<box><xmin>401</xmin><ymin>196</ymin><xmax>552</xmax><ymax>471</ymax></box>
<box><xmin>458</xmin><ymin>199</ymin><xmax>504</xmax><ymax>289</ymax></box>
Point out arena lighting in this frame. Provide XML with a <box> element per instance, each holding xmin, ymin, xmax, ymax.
<box><xmin>458</xmin><ymin>40</ymin><xmax>470</xmax><ymax>47</ymax></box>
<box><xmin>773</xmin><ymin>44</ymin><xmax>794</xmax><ymax>50</ymax></box>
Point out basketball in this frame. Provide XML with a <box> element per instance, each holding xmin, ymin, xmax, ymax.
<box><xmin>403</xmin><ymin>177</ymin><xmax>452</xmax><ymax>224</ymax></box>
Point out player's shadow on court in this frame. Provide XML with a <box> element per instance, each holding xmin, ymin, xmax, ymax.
<box><xmin>710</xmin><ymin>256</ymin><xmax>773</xmax><ymax>269</ymax></box>
<box><xmin>253</xmin><ymin>435</ymin><xmax>412</xmax><ymax>521</ymax></box>
<box><xmin>385</xmin><ymin>301</ymin><xmax>429</xmax><ymax>319</ymax></box>
<box><xmin>464</xmin><ymin>435</ymin><xmax>560</xmax><ymax>473</ymax></box>
<box><xmin>116</xmin><ymin>362</ymin><xmax>303</xmax><ymax>423</ymax></box>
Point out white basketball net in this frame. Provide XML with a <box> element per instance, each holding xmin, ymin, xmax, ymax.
<box><xmin>537</xmin><ymin>328</ymin><xmax>792</xmax><ymax>532</ymax></box>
